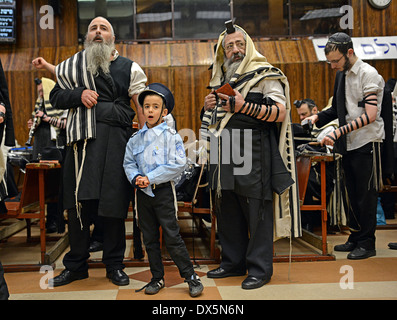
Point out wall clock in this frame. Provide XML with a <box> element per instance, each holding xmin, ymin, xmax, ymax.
<box><xmin>368</xmin><ymin>0</ymin><xmax>392</xmax><ymax>9</ymax></box>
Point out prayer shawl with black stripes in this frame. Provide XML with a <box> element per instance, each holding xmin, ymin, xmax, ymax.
<box><xmin>200</xmin><ymin>26</ymin><xmax>301</xmax><ymax>238</ymax></box>
<box><xmin>55</xmin><ymin>50</ymin><xmax>97</xmax><ymax>228</ymax></box>
<box><xmin>33</xmin><ymin>77</ymin><xmax>65</xmax><ymax>142</ymax></box>
<box><xmin>55</xmin><ymin>50</ymin><xmax>96</xmax><ymax>145</ymax></box>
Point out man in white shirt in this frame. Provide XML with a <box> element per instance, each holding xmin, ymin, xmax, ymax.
<box><xmin>306</xmin><ymin>32</ymin><xmax>385</xmax><ymax>260</ymax></box>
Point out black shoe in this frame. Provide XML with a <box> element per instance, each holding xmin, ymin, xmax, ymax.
<box><xmin>334</xmin><ymin>241</ymin><xmax>356</xmax><ymax>252</ymax></box>
<box><xmin>388</xmin><ymin>242</ymin><xmax>397</xmax><ymax>250</ymax></box>
<box><xmin>207</xmin><ymin>267</ymin><xmax>245</xmax><ymax>279</ymax></box>
<box><xmin>347</xmin><ymin>247</ymin><xmax>376</xmax><ymax>260</ymax></box>
<box><xmin>241</xmin><ymin>275</ymin><xmax>270</xmax><ymax>290</ymax></box>
<box><xmin>88</xmin><ymin>241</ymin><xmax>103</xmax><ymax>252</ymax></box>
<box><xmin>46</xmin><ymin>221</ymin><xmax>57</xmax><ymax>233</ymax></box>
<box><xmin>49</xmin><ymin>269</ymin><xmax>88</xmax><ymax>287</ymax></box>
<box><xmin>136</xmin><ymin>279</ymin><xmax>164</xmax><ymax>295</ymax></box>
<box><xmin>106</xmin><ymin>269</ymin><xmax>130</xmax><ymax>286</ymax></box>
<box><xmin>133</xmin><ymin>246</ymin><xmax>144</xmax><ymax>260</ymax></box>
<box><xmin>185</xmin><ymin>274</ymin><xmax>204</xmax><ymax>297</ymax></box>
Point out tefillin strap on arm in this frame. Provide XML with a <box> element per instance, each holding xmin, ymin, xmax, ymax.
<box><xmin>236</xmin><ymin>97</ymin><xmax>280</xmax><ymax>122</ymax></box>
<box><xmin>358</xmin><ymin>93</ymin><xmax>378</xmax><ymax>108</ymax></box>
<box><xmin>326</xmin><ymin>111</ymin><xmax>371</xmax><ymax>142</ymax></box>
<box><xmin>327</xmin><ymin>93</ymin><xmax>377</xmax><ymax>142</ymax></box>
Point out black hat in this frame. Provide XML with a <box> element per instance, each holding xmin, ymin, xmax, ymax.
<box><xmin>138</xmin><ymin>83</ymin><xmax>175</xmax><ymax>113</ymax></box>
<box><xmin>41</xmin><ymin>146</ymin><xmax>63</xmax><ymax>162</ymax></box>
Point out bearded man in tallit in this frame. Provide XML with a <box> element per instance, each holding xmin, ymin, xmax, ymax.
<box><xmin>201</xmin><ymin>23</ymin><xmax>298</xmax><ymax>289</ymax></box>
<box><xmin>49</xmin><ymin>17</ymin><xmax>147</xmax><ymax>287</ymax></box>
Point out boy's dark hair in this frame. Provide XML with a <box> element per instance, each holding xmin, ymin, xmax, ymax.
<box><xmin>324</xmin><ymin>32</ymin><xmax>353</xmax><ymax>55</ymax></box>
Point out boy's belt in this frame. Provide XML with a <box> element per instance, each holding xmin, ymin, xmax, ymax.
<box><xmin>152</xmin><ymin>181</ymin><xmax>171</xmax><ymax>190</ymax></box>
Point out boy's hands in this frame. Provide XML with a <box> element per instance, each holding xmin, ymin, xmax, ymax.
<box><xmin>135</xmin><ymin>176</ymin><xmax>150</xmax><ymax>188</ymax></box>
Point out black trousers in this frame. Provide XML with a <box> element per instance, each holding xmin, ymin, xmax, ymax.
<box><xmin>0</xmin><ymin>261</ymin><xmax>9</xmax><ymax>300</ymax></box>
<box><xmin>343</xmin><ymin>143</ymin><xmax>378</xmax><ymax>250</ymax></box>
<box><xmin>63</xmin><ymin>200</ymin><xmax>126</xmax><ymax>272</ymax></box>
<box><xmin>137</xmin><ymin>186</ymin><xmax>194</xmax><ymax>281</ymax></box>
<box><xmin>217</xmin><ymin>190</ymin><xmax>274</xmax><ymax>279</ymax></box>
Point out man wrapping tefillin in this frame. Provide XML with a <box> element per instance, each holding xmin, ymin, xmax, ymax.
<box><xmin>49</xmin><ymin>17</ymin><xmax>147</xmax><ymax>287</ymax></box>
<box><xmin>306</xmin><ymin>33</ymin><xmax>385</xmax><ymax>260</ymax></box>
<box><xmin>201</xmin><ymin>21</ymin><xmax>297</xmax><ymax>289</ymax></box>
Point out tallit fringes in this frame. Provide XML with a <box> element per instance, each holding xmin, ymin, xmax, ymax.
<box><xmin>73</xmin><ymin>139</ymin><xmax>88</xmax><ymax>230</ymax></box>
<box><xmin>170</xmin><ymin>181</ymin><xmax>179</xmax><ymax>221</ymax></box>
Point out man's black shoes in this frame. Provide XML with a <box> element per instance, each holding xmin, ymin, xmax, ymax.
<box><xmin>106</xmin><ymin>269</ymin><xmax>130</xmax><ymax>286</ymax></box>
<box><xmin>88</xmin><ymin>241</ymin><xmax>103</xmax><ymax>252</ymax></box>
<box><xmin>347</xmin><ymin>247</ymin><xmax>376</xmax><ymax>260</ymax></box>
<box><xmin>241</xmin><ymin>275</ymin><xmax>270</xmax><ymax>290</ymax></box>
<box><xmin>334</xmin><ymin>241</ymin><xmax>376</xmax><ymax>259</ymax></box>
<box><xmin>49</xmin><ymin>269</ymin><xmax>88</xmax><ymax>287</ymax></box>
<box><xmin>49</xmin><ymin>269</ymin><xmax>130</xmax><ymax>287</ymax></box>
<box><xmin>334</xmin><ymin>241</ymin><xmax>356</xmax><ymax>252</ymax></box>
<box><xmin>388</xmin><ymin>242</ymin><xmax>397</xmax><ymax>250</ymax></box>
<box><xmin>207</xmin><ymin>267</ymin><xmax>245</xmax><ymax>279</ymax></box>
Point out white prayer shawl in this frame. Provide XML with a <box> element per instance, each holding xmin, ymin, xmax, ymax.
<box><xmin>200</xmin><ymin>26</ymin><xmax>301</xmax><ymax>239</ymax></box>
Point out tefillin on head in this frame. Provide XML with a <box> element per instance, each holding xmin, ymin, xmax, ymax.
<box><xmin>225</xmin><ymin>19</ymin><xmax>236</xmax><ymax>34</ymax></box>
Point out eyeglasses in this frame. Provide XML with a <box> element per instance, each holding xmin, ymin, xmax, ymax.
<box><xmin>326</xmin><ymin>55</ymin><xmax>345</xmax><ymax>64</ymax></box>
<box><xmin>225</xmin><ymin>41</ymin><xmax>246</xmax><ymax>52</ymax></box>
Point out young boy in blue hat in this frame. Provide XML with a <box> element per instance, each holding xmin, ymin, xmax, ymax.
<box><xmin>123</xmin><ymin>83</ymin><xmax>204</xmax><ymax>297</ymax></box>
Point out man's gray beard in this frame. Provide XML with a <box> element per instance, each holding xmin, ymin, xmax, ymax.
<box><xmin>84</xmin><ymin>40</ymin><xmax>115</xmax><ymax>76</ymax></box>
<box><xmin>223</xmin><ymin>58</ymin><xmax>242</xmax><ymax>84</ymax></box>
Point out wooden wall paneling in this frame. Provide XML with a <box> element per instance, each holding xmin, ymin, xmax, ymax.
<box><xmin>172</xmin><ymin>66</ymin><xmax>211</xmax><ymax>134</ymax></box>
<box><xmin>279</xmin><ymin>63</ymin><xmax>305</xmax><ymax>123</ymax></box>
<box><xmin>255</xmin><ymin>41</ymin><xmax>278</xmax><ymax>63</ymax></box>
<box><xmin>352</xmin><ymin>0</ymin><xmax>397</xmax><ymax>37</ymax></box>
<box><xmin>277</xmin><ymin>40</ymin><xmax>303</xmax><ymax>63</ymax></box>
<box><xmin>11</xmin><ymin>0</ymin><xmax>78</xmax><ymax>50</ymax></box>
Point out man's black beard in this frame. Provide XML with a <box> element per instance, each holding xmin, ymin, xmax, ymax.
<box><xmin>343</xmin><ymin>55</ymin><xmax>352</xmax><ymax>72</ymax></box>
<box><xmin>84</xmin><ymin>38</ymin><xmax>115</xmax><ymax>76</ymax></box>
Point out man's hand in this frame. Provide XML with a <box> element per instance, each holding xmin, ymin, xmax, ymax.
<box><xmin>32</xmin><ymin>57</ymin><xmax>56</xmax><ymax>74</ymax></box>
<box><xmin>81</xmin><ymin>90</ymin><xmax>99</xmax><ymax>109</ymax></box>
<box><xmin>35</xmin><ymin>110</ymin><xmax>46</xmax><ymax>118</ymax></box>
<box><xmin>321</xmin><ymin>132</ymin><xmax>337</xmax><ymax>146</ymax></box>
<box><xmin>32</xmin><ymin>57</ymin><xmax>47</xmax><ymax>70</ymax></box>
<box><xmin>304</xmin><ymin>114</ymin><xmax>319</xmax><ymax>126</ymax></box>
<box><xmin>203</xmin><ymin>92</ymin><xmax>217</xmax><ymax>112</ymax></box>
<box><xmin>217</xmin><ymin>90</ymin><xmax>244</xmax><ymax>113</ymax></box>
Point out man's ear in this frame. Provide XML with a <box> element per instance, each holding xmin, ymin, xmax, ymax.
<box><xmin>312</xmin><ymin>106</ymin><xmax>318</xmax><ymax>114</ymax></box>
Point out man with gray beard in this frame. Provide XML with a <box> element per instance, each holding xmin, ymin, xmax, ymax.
<box><xmin>49</xmin><ymin>17</ymin><xmax>147</xmax><ymax>287</ymax></box>
<box><xmin>201</xmin><ymin>23</ymin><xmax>296</xmax><ymax>289</ymax></box>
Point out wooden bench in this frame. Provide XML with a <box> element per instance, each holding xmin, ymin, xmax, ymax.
<box><xmin>176</xmin><ymin>163</ymin><xmax>220</xmax><ymax>264</ymax></box>
<box><xmin>1</xmin><ymin>162</ymin><xmax>66</xmax><ymax>271</ymax></box>
<box><xmin>296</xmin><ymin>154</ymin><xmax>335</xmax><ymax>259</ymax></box>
